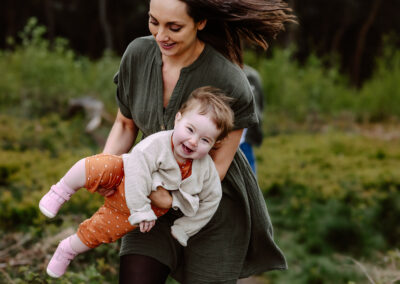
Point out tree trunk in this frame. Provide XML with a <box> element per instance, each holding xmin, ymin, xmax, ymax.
<box><xmin>352</xmin><ymin>0</ymin><xmax>382</xmax><ymax>86</ymax></box>
<box><xmin>282</xmin><ymin>0</ymin><xmax>297</xmax><ymax>48</ymax></box>
<box><xmin>44</xmin><ymin>0</ymin><xmax>55</xmax><ymax>42</ymax></box>
<box><xmin>99</xmin><ymin>0</ymin><xmax>113</xmax><ymax>51</ymax></box>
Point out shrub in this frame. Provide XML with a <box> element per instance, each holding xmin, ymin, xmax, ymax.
<box><xmin>0</xmin><ymin>18</ymin><xmax>119</xmax><ymax>118</ymax></box>
<box><xmin>244</xmin><ymin>36</ymin><xmax>400</xmax><ymax>128</ymax></box>
<box><xmin>356</xmin><ymin>35</ymin><xmax>400</xmax><ymax>121</ymax></box>
<box><xmin>258</xmin><ymin>132</ymin><xmax>400</xmax><ymax>258</ymax></box>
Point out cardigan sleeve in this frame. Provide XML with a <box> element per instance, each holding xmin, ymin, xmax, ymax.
<box><xmin>123</xmin><ymin>149</ymin><xmax>157</xmax><ymax>225</ymax></box>
<box><xmin>170</xmin><ymin>158</ymin><xmax>222</xmax><ymax>246</ymax></box>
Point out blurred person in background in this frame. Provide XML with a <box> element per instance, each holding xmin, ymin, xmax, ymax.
<box><xmin>240</xmin><ymin>65</ymin><xmax>265</xmax><ymax>174</ymax></box>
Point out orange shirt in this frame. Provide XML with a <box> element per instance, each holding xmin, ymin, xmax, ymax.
<box><xmin>171</xmin><ymin>136</ymin><xmax>193</xmax><ymax>180</ymax></box>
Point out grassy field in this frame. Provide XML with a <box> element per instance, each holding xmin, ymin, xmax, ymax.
<box><xmin>1</xmin><ymin>20</ymin><xmax>399</xmax><ymax>283</ymax></box>
<box><xmin>256</xmin><ymin>128</ymin><xmax>400</xmax><ymax>283</ymax></box>
<box><xmin>1</xmin><ymin>115</ymin><xmax>399</xmax><ymax>283</ymax></box>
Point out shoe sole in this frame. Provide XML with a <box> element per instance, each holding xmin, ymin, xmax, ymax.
<box><xmin>39</xmin><ymin>204</ymin><xmax>56</xmax><ymax>218</ymax></box>
<box><xmin>47</xmin><ymin>267</ymin><xmax>61</xmax><ymax>278</ymax></box>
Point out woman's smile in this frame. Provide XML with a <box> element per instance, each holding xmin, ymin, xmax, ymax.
<box><xmin>159</xmin><ymin>41</ymin><xmax>176</xmax><ymax>50</ymax></box>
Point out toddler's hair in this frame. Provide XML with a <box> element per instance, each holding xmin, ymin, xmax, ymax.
<box><xmin>179</xmin><ymin>86</ymin><xmax>234</xmax><ymax>141</ymax></box>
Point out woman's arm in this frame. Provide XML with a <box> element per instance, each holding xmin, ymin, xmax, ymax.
<box><xmin>210</xmin><ymin>129</ymin><xmax>243</xmax><ymax>181</ymax></box>
<box><xmin>101</xmin><ymin>109</ymin><xmax>173</xmax><ymax>208</ymax></box>
<box><xmin>96</xmin><ymin>109</ymin><xmax>137</xmax><ymax>197</ymax></box>
<box><xmin>103</xmin><ymin>109</ymin><xmax>138</xmax><ymax>155</ymax></box>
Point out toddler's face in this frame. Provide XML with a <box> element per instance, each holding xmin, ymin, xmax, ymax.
<box><xmin>172</xmin><ymin>109</ymin><xmax>220</xmax><ymax>163</ymax></box>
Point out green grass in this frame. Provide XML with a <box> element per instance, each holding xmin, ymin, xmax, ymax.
<box><xmin>1</xmin><ymin>113</ymin><xmax>399</xmax><ymax>283</ymax></box>
<box><xmin>255</xmin><ymin>131</ymin><xmax>400</xmax><ymax>283</ymax></box>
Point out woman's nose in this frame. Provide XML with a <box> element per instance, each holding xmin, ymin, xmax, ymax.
<box><xmin>156</xmin><ymin>27</ymin><xmax>169</xmax><ymax>41</ymax></box>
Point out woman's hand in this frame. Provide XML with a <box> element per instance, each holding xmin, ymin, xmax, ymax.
<box><xmin>149</xmin><ymin>187</ymin><xmax>173</xmax><ymax>209</ymax></box>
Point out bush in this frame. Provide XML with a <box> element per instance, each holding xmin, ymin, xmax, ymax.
<box><xmin>356</xmin><ymin>35</ymin><xmax>400</xmax><ymax>121</ymax></box>
<box><xmin>0</xmin><ymin>114</ymin><xmax>98</xmax><ymax>156</ymax></box>
<box><xmin>256</xmin><ymin>131</ymin><xmax>400</xmax><ymax>283</ymax></box>
<box><xmin>244</xmin><ymin>36</ymin><xmax>400</xmax><ymax>127</ymax></box>
<box><xmin>0</xmin><ymin>18</ymin><xmax>119</xmax><ymax>118</ymax></box>
<box><xmin>244</xmin><ymin>48</ymin><xmax>356</xmax><ymax>123</ymax></box>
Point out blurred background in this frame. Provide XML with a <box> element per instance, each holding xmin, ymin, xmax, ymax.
<box><xmin>0</xmin><ymin>0</ymin><xmax>399</xmax><ymax>283</ymax></box>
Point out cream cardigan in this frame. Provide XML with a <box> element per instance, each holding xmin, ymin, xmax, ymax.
<box><xmin>122</xmin><ymin>130</ymin><xmax>222</xmax><ymax>246</ymax></box>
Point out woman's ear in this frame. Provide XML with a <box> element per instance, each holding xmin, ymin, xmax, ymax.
<box><xmin>197</xmin><ymin>19</ymin><xmax>207</xmax><ymax>31</ymax></box>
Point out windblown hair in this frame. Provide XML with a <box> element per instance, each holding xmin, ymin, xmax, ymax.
<box><xmin>179</xmin><ymin>0</ymin><xmax>297</xmax><ymax>66</ymax></box>
<box><xmin>179</xmin><ymin>86</ymin><xmax>234</xmax><ymax>141</ymax></box>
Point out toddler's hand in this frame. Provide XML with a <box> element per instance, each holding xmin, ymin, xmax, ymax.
<box><xmin>97</xmin><ymin>187</ymin><xmax>116</xmax><ymax>197</ymax></box>
<box><xmin>140</xmin><ymin>220</ymin><xmax>156</xmax><ymax>233</ymax></box>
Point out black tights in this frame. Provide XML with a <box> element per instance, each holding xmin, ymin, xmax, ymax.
<box><xmin>119</xmin><ymin>254</ymin><xmax>171</xmax><ymax>284</ymax></box>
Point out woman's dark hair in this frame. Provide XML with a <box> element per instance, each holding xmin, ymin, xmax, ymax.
<box><xmin>179</xmin><ymin>0</ymin><xmax>296</xmax><ymax>66</ymax></box>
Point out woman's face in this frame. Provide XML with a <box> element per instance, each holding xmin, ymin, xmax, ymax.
<box><xmin>149</xmin><ymin>0</ymin><xmax>206</xmax><ymax>59</ymax></box>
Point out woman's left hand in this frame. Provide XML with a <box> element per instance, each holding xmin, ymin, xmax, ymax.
<box><xmin>149</xmin><ymin>186</ymin><xmax>173</xmax><ymax>209</ymax></box>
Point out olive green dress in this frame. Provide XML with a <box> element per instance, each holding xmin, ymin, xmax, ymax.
<box><xmin>114</xmin><ymin>36</ymin><xmax>286</xmax><ymax>283</ymax></box>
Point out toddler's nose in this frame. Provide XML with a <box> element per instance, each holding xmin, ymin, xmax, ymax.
<box><xmin>189</xmin><ymin>137</ymin><xmax>198</xmax><ymax>147</ymax></box>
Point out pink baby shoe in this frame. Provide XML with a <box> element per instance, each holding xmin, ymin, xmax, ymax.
<box><xmin>47</xmin><ymin>238</ymin><xmax>78</xmax><ymax>278</ymax></box>
<box><xmin>39</xmin><ymin>181</ymin><xmax>75</xmax><ymax>218</ymax></box>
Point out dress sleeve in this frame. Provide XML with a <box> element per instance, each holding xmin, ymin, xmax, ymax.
<box><xmin>226</xmin><ymin>68</ymin><xmax>259</xmax><ymax>130</ymax></box>
<box><xmin>113</xmin><ymin>71</ymin><xmax>131</xmax><ymax>119</ymax></box>
<box><xmin>113</xmin><ymin>39</ymin><xmax>146</xmax><ymax>119</ymax></box>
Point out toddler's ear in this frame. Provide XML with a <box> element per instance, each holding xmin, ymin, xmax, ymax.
<box><xmin>174</xmin><ymin>112</ymin><xmax>182</xmax><ymax>124</ymax></box>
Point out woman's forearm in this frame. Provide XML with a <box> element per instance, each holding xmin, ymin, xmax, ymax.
<box><xmin>210</xmin><ymin>129</ymin><xmax>243</xmax><ymax>181</ymax></box>
<box><xmin>103</xmin><ymin>109</ymin><xmax>138</xmax><ymax>155</ymax></box>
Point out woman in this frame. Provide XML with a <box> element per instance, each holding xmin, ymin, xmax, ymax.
<box><xmin>101</xmin><ymin>0</ymin><xmax>295</xmax><ymax>283</ymax></box>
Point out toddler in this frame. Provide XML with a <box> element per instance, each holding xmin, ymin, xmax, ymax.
<box><xmin>39</xmin><ymin>86</ymin><xmax>234</xmax><ymax>278</ymax></box>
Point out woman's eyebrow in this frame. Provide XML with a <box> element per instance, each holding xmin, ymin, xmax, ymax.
<box><xmin>148</xmin><ymin>13</ymin><xmax>183</xmax><ymax>25</ymax></box>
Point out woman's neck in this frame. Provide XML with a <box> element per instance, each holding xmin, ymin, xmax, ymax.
<box><xmin>162</xmin><ymin>40</ymin><xmax>205</xmax><ymax>69</ymax></box>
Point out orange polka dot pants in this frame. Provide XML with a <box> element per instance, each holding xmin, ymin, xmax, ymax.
<box><xmin>76</xmin><ymin>154</ymin><xmax>169</xmax><ymax>248</ymax></box>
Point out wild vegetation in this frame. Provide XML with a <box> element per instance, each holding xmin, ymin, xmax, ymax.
<box><xmin>0</xmin><ymin>20</ymin><xmax>399</xmax><ymax>283</ymax></box>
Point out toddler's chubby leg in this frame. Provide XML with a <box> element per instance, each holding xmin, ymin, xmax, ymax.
<box><xmin>39</xmin><ymin>159</ymin><xmax>86</xmax><ymax>218</ymax></box>
<box><xmin>46</xmin><ymin>234</ymin><xmax>90</xmax><ymax>278</ymax></box>
<box><xmin>84</xmin><ymin>154</ymin><xmax>124</xmax><ymax>193</ymax></box>
<box><xmin>39</xmin><ymin>154</ymin><xmax>124</xmax><ymax>218</ymax></box>
<box><xmin>76</xmin><ymin>201</ymin><xmax>135</xmax><ymax>248</ymax></box>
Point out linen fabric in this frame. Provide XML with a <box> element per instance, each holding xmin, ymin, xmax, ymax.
<box><xmin>122</xmin><ymin>130</ymin><xmax>222</xmax><ymax>247</ymax></box>
<box><xmin>114</xmin><ymin>36</ymin><xmax>287</xmax><ymax>283</ymax></box>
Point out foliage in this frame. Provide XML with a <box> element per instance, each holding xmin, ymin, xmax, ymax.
<box><xmin>356</xmin><ymin>35</ymin><xmax>400</xmax><ymax>121</ymax></box>
<box><xmin>0</xmin><ymin>18</ymin><xmax>119</xmax><ymax>118</ymax></box>
<box><xmin>0</xmin><ymin>114</ymin><xmax>98</xmax><ymax>156</ymax></box>
<box><xmin>244</xmin><ymin>38</ymin><xmax>400</xmax><ymax>129</ymax></box>
<box><xmin>245</xmin><ymin>47</ymin><xmax>356</xmax><ymax>123</ymax></box>
<box><xmin>255</xmin><ymin>131</ymin><xmax>400</xmax><ymax>283</ymax></box>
